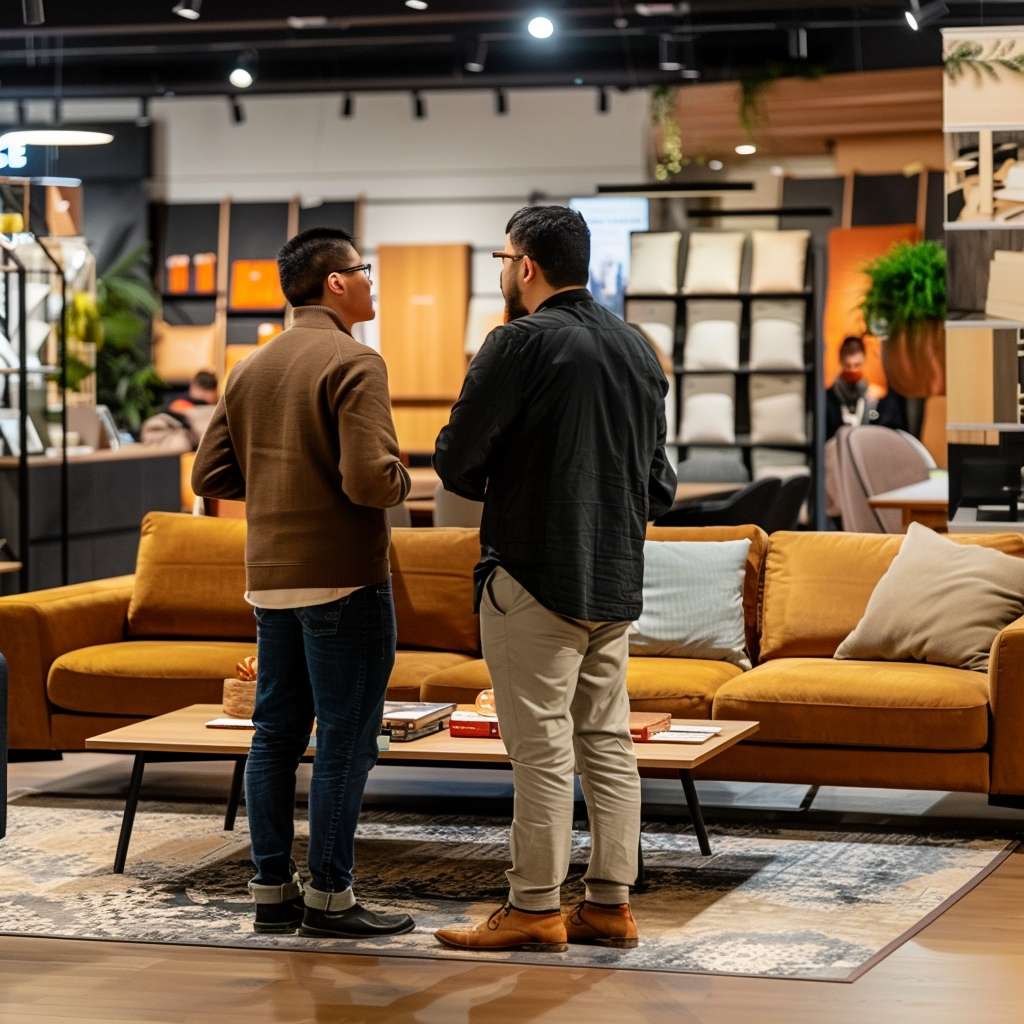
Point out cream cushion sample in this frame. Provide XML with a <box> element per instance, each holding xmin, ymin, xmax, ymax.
<box><xmin>749</xmin><ymin>230</ymin><xmax>810</xmax><ymax>294</ymax></box>
<box><xmin>750</xmin><ymin>374</ymin><xmax>807</xmax><ymax>444</ymax></box>
<box><xmin>750</xmin><ymin>300</ymin><xmax>806</xmax><ymax>369</ymax></box>
<box><xmin>682</xmin><ymin>232</ymin><xmax>745</xmax><ymax>295</ymax></box>
<box><xmin>629</xmin><ymin>232</ymin><xmax>682</xmax><ymax>295</ymax></box>
<box><xmin>684</xmin><ymin>301</ymin><xmax>742</xmax><ymax>370</ymax></box>
<box><xmin>625</xmin><ymin>300</ymin><xmax>676</xmax><ymax>359</ymax></box>
<box><xmin>681</xmin><ymin>375</ymin><xmax>735</xmax><ymax>445</ymax></box>
<box><xmin>835</xmin><ymin>522</ymin><xmax>1024</xmax><ymax>673</ymax></box>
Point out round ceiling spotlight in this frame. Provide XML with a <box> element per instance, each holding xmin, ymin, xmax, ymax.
<box><xmin>1</xmin><ymin>128</ymin><xmax>113</xmax><ymax>147</ymax></box>
<box><xmin>528</xmin><ymin>16</ymin><xmax>555</xmax><ymax>39</ymax></box>
<box><xmin>405</xmin><ymin>0</ymin><xmax>429</xmax><ymax>9</ymax></box>
<box><xmin>708</xmin><ymin>159</ymin><xmax>724</xmax><ymax>171</ymax></box>
<box><xmin>735</xmin><ymin>143</ymin><xmax>757</xmax><ymax>156</ymax></box>
<box><xmin>229</xmin><ymin>51</ymin><xmax>257</xmax><ymax>89</ymax></box>
<box><xmin>172</xmin><ymin>0</ymin><xmax>201</xmax><ymax>20</ymax></box>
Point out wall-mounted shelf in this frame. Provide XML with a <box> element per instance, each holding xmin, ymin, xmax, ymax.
<box><xmin>949</xmin><ymin>506</ymin><xmax>1024</xmax><ymax>534</ymax></box>
<box><xmin>945</xmin><ymin>313</ymin><xmax>1024</xmax><ymax>331</ymax></box>
<box><xmin>947</xmin><ymin>422</ymin><xmax>1024</xmax><ymax>432</ymax></box>
<box><xmin>944</xmin><ymin>221</ymin><xmax>1024</xmax><ymax>232</ymax></box>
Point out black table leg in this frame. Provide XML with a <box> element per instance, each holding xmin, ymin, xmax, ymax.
<box><xmin>799</xmin><ymin>784</ymin><xmax>820</xmax><ymax>813</ymax></box>
<box><xmin>224</xmin><ymin>756</ymin><xmax>247</xmax><ymax>831</ymax></box>
<box><xmin>679</xmin><ymin>769</ymin><xmax>712</xmax><ymax>856</ymax></box>
<box><xmin>114</xmin><ymin>753</ymin><xmax>146</xmax><ymax>874</ymax></box>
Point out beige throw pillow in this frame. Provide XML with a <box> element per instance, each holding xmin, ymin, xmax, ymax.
<box><xmin>835</xmin><ymin>522</ymin><xmax>1024</xmax><ymax>673</ymax></box>
<box><xmin>682</xmin><ymin>232</ymin><xmax>745</xmax><ymax>294</ymax></box>
<box><xmin>749</xmin><ymin>230</ymin><xmax>810</xmax><ymax>294</ymax></box>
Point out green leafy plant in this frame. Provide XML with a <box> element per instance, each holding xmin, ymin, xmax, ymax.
<box><xmin>859</xmin><ymin>240</ymin><xmax>947</xmax><ymax>337</ymax></box>
<box><xmin>95</xmin><ymin>246</ymin><xmax>164</xmax><ymax>434</ymax></box>
<box><xmin>738</xmin><ymin>62</ymin><xmax>824</xmax><ymax>141</ymax></box>
<box><xmin>944</xmin><ymin>40</ymin><xmax>1024</xmax><ymax>83</ymax></box>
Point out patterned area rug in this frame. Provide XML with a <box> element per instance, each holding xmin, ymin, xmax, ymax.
<box><xmin>0</xmin><ymin>795</ymin><xmax>1014</xmax><ymax>982</ymax></box>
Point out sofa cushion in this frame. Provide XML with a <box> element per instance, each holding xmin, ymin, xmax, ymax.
<box><xmin>836</xmin><ymin>523</ymin><xmax>1024</xmax><ymax>673</ymax></box>
<box><xmin>646</xmin><ymin>525</ymin><xmax>767</xmax><ymax>662</ymax></box>
<box><xmin>421</xmin><ymin>657</ymin><xmax>742</xmax><ymax>719</ymax></box>
<box><xmin>388</xmin><ymin>651</ymin><xmax>476</xmax><ymax>701</ymax></box>
<box><xmin>760</xmin><ymin>530</ymin><xmax>1024</xmax><ymax>661</ymax></box>
<box><xmin>48</xmin><ymin>641</ymin><xmax>473</xmax><ymax>717</ymax></box>
<box><xmin>128</xmin><ymin>512</ymin><xmax>253</xmax><ymax>640</ymax></box>
<box><xmin>390</xmin><ymin>528</ymin><xmax>480</xmax><ymax>655</ymax></box>
<box><xmin>49</xmin><ymin>640</ymin><xmax>256</xmax><ymax>716</ymax></box>
<box><xmin>712</xmin><ymin>658</ymin><xmax>990</xmax><ymax>751</ymax></box>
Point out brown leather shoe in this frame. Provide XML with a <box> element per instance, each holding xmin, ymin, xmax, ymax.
<box><xmin>564</xmin><ymin>901</ymin><xmax>639</xmax><ymax>948</ymax></box>
<box><xmin>434</xmin><ymin>904</ymin><xmax>568</xmax><ymax>952</ymax></box>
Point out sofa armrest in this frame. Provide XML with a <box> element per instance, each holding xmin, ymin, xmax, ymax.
<box><xmin>0</xmin><ymin>576</ymin><xmax>134</xmax><ymax>749</ymax></box>
<box><xmin>989</xmin><ymin>613</ymin><xmax>1024</xmax><ymax>796</ymax></box>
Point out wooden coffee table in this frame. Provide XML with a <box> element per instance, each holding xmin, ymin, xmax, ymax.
<box><xmin>86</xmin><ymin>705</ymin><xmax>758</xmax><ymax>875</ymax></box>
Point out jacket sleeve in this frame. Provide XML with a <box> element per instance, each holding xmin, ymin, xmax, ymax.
<box><xmin>648</xmin><ymin>380</ymin><xmax>678</xmax><ymax>521</ymax></box>
<box><xmin>191</xmin><ymin>397</ymin><xmax>246</xmax><ymax>501</ymax></box>
<box><xmin>433</xmin><ymin>326</ymin><xmax>520</xmax><ymax>501</ymax></box>
<box><xmin>336</xmin><ymin>352</ymin><xmax>411</xmax><ymax>509</ymax></box>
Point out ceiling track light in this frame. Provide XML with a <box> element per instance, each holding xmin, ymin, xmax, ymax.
<box><xmin>658</xmin><ymin>35</ymin><xmax>682</xmax><ymax>72</ymax></box>
<box><xmin>465</xmin><ymin>38</ymin><xmax>487</xmax><ymax>74</ymax></box>
<box><xmin>495</xmin><ymin>89</ymin><xmax>508</xmax><ymax>115</ymax></box>
<box><xmin>597</xmin><ymin>87</ymin><xmax>609</xmax><ymax>114</ymax></box>
<box><xmin>172</xmin><ymin>0</ymin><xmax>201</xmax><ymax>20</ymax></box>
<box><xmin>229</xmin><ymin>50</ymin><xmax>257</xmax><ymax>90</ymax></box>
<box><xmin>788</xmin><ymin>26</ymin><xmax>808</xmax><ymax>60</ymax></box>
<box><xmin>905</xmin><ymin>0</ymin><xmax>948</xmax><ymax>30</ymax></box>
<box><xmin>528</xmin><ymin>15</ymin><xmax>555</xmax><ymax>40</ymax></box>
<box><xmin>229</xmin><ymin>96</ymin><xmax>245</xmax><ymax>125</ymax></box>
<box><xmin>341</xmin><ymin>93</ymin><xmax>354</xmax><ymax>118</ymax></box>
<box><xmin>22</xmin><ymin>0</ymin><xmax>44</xmax><ymax>26</ymax></box>
<box><xmin>413</xmin><ymin>91</ymin><xmax>426</xmax><ymax>120</ymax></box>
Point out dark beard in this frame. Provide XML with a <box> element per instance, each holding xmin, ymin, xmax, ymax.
<box><xmin>503</xmin><ymin>278</ymin><xmax>529</xmax><ymax>321</ymax></box>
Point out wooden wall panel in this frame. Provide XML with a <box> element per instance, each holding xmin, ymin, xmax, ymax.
<box><xmin>391</xmin><ymin>402</ymin><xmax>455</xmax><ymax>456</ymax></box>
<box><xmin>379</xmin><ymin>244</ymin><xmax>471</xmax><ymax>400</ymax></box>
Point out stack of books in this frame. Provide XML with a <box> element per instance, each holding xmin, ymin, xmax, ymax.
<box><xmin>380</xmin><ymin>701</ymin><xmax>456</xmax><ymax>742</ymax></box>
<box><xmin>449</xmin><ymin>710</ymin><xmax>674</xmax><ymax>741</ymax></box>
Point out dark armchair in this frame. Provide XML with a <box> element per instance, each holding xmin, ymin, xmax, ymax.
<box><xmin>654</xmin><ymin>477</ymin><xmax>782</xmax><ymax>530</ymax></box>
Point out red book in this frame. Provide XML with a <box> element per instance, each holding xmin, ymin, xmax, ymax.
<box><xmin>449</xmin><ymin>711</ymin><xmax>501</xmax><ymax>738</ymax></box>
<box><xmin>629</xmin><ymin>712</ymin><xmax>672</xmax><ymax>742</ymax></box>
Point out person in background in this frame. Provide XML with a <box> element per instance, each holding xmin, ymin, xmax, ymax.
<box><xmin>433</xmin><ymin>206</ymin><xmax>677</xmax><ymax>954</ymax></box>
<box><xmin>168</xmin><ymin>369</ymin><xmax>219</xmax><ymax>415</ymax></box>
<box><xmin>191</xmin><ymin>227</ymin><xmax>413</xmax><ymax>941</ymax></box>
<box><xmin>825</xmin><ymin>335</ymin><xmax>906</xmax><ymax>440</ymax></box>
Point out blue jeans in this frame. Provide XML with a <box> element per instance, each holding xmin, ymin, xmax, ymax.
<box><xmin>246</xmin><ymin>581</ymin><xmax>396</xmax><ymax>892</ymax></box>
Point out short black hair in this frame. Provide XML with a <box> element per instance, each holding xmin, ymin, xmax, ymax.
<box><xmin>839</xmin><ymin>335</ymin><xmax>866</xmax><ymax>360</ymax></box>
<box><xmin>193</xmin><ymin>370</ymin><xmax>218</xmax><ymax>391</ymax></box>
<box><xmin>505</xmin><ymin>205</ymin><xmax>590</xmax><ymax>288</ymax></box>
<box><xmin>277</xmin><ymin>227</ymin><xmax>358</xmax><ymax>307</ymax></box>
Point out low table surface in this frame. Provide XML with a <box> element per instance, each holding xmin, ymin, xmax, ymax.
<box><xmin>86</xmin><ymin>704</ymin><xmax>759</xmax><ymax>773</ymax></box>
<box><xmin>868</xmin><ymin>474</ymin><xmax>948</xmax><ymax>510</ymax></box>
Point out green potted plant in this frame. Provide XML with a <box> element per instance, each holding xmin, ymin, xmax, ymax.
<box><xmin>860</xmin><ymin>240</ymin><xmax>947</xmax><ymax>398</ymax></box>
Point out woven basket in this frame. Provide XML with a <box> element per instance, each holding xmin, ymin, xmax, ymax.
<box><xmin>223</xmin><ymin>677</ymin><xmax>257</xmax><ymax>719</ymax></box>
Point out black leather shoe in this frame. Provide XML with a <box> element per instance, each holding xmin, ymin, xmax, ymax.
<box><xmin>254</xmin><ymin>895</ymin><xmax>306</xmax><ymax>934</ymax></box>
<box><xmin>300</xmin><ymin>903</ymin><xmax>415</xmax><ymax>939</ymax></box>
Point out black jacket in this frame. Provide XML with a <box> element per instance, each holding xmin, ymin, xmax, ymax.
<box><xmin>434</xmin><ymin>289</ymin><xmax>677</xmax><ymax>622</ymax></box>
<box><xmin>825</xmin><ymin>384</ymin><xmax>907</xmax><ymax>440</ymax></box>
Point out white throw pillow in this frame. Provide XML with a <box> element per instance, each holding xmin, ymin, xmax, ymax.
<box><xmin>629</xmin><ymin>232</ymin><xmax>682</xmax><ymax>295</ymax></box>
<box><xmin>750</xmin><ymin>300</ymin><xmax>806</xmax><ymax>369</ymax></box>
<box><xmin>750</xmin><ymin>375</ymin><xmax>807</xmax><ymax>444</ymax></box>
<box><xmin>684</xmin><ymin>300</ymin><xmax>742</xmax><ymax>370</ymax></box>
<box><xmin>749</xmin><ymin>230</ymin><xmax>810</xmax><ymax>294</ymax></box>
<box><xmin>631</xmin><ymin>539</ymin><xmax>752</xmax><ymax>667</ymax></box>
<box><xmin>681</xmin><ymin>375</ymin><xmax>736</xmax><ymax>445</ymax></box>
<box><xmin>625</xmin><ymin>300</ymin><xmax>676</xmax><ymax>359</ymax></box>
<box><xmin>683</xmin><ymin>232</ymin><xmax>745</xmax><ymax>295</ymax></box>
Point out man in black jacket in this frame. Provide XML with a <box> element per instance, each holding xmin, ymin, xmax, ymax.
<box><xmin>433</xmin><ymin>206</ymin><xmax>677</xmax><ymax>953</ymax></box>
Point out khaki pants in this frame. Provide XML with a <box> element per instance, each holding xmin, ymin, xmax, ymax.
<box><xmin>481</xmin><ymin>567</ymin><xmax>639</xmax><ymax>912</ymax></box>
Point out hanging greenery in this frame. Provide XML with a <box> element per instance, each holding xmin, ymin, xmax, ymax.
<box><xmin>652</xmin><ymin>85</ymin><xmax>685</xmax><ymax>181</ymax></box>
<box><xmin>944</xmin><ymin>40</ymin><xmax>1024</xmax><ymax>83</ymax></box>
<box><xmin>738</xmin><ymin>62</ymin><xmax>825</xmax><ymax>142</ymax></box>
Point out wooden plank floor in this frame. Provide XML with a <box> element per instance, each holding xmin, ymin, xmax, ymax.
<box><xmin>3</xmin><ymin>755</ymin><xmax>1024</xmax><ymax>1022</ymax></box>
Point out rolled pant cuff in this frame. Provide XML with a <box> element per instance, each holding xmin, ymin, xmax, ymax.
<box><xmin>249</xmin><ymin>871</ymin><xmax>303</xmax><ymax>905</ymax></box>
<box><xmin>584</xmin><ymin>882</ymin><xmax>630</xmax><ymax>906</ymax></box>
<box><xmin>304</xmin><ymin>884</ymin><xmax>356</xmax><ymax>912</ymax></box>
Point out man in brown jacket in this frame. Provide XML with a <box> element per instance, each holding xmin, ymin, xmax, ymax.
<box><xmin>192</xmin><ymin>227</ymin><xmax>413</xmax><ymax>940</ymax></box>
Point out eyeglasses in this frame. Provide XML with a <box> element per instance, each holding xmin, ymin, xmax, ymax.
<box><xmin>491</xmin><ymin>252</ymin><xmax>526</xmax><ymax>262</ymax></box>
<box><xmin>336</xmin><ymin>262</ymin><xmax>372</xmax><ymax>281</ymax></box>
